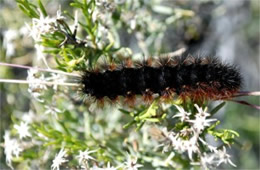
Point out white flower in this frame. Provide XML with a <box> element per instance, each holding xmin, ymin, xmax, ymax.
<box><xmin>27</xmin><ymin>10</ymin><xmax>56</xmax><ymax>41</ymax></box>
<box><xmin>19</xmin><ymin>25</ymin><xmax>30</xmax><ymax>36</ymax></box>
<box><xmin>25</xmin><ymin>7</ymin><xmax>65</xmax><ymax>66</ymax></box>
<box><xmin>34</xmin><ymin>44</ymin><xmax>45</xmax><ymax>61</ymax></box>
<box><xmin>123</xmin><ymin>155</ymin><xmax>143</xmax><ymax>170</ymax></box>
<box><xmin>30</xmin><ymin>74</ymin><xmax>47</xmax><ymax>90</ymax></box>
<box><xmin>4</xmin><ymin>132</ymin><xmax>13</xmax><ymax>168</ymax></box>
<box><xmin>156</xmin><ymin>128</ymin><xmax>174</xmax><ymax>152</ymax></box>
<box><xmin>188</xmin><ymin>116</ymin><xmax>216</xmax><ymax>134</ymax></box>
<box><xmin>169</xmin><ymin>131</ymin><xmax>199</xmax><ymax>160</ymax></box>
<box><xmin>46</xmin><ymin>73</ymin><xmax>67</xmax><ymax>90</ymax></box>
<box><xmin>173</xmin><ymin>105</ymin><xmax>191</xmax><ymax>122</ymax></box>
<box><xmin>27</xmin><ymin>73</ymin><xmax>47</xmax><ymax>102</ymax></box>
<box><xmin>4</xmin><ymin>131</ymin><xmax>23</xmax><ymax>169</ymax></box>
<box><xmin>56</xmin><ymin>6</ymin><xmax>66</xmax><ymax>20</ymax></box>
<box><xmin>51</xmin><ymin>148</ymin><xmax>68</xmax><ymax>170</ymax></box>
<box><xmin>179</xmin><ymin>128</ymin><xmax>193</xmax><ymax>137</ymax></box>
<box><xmin>199</xmin><ymin>137</ymin><xmax>217</xmax><ymax>153</ymax></box>
<box><xmin>29</xmin><ymin>91</ymin><xmax>44</xmax><ymax>103</ymax></box>
<box><xmin>183</xmin><ymin>135</ymin><xmax>199</xmax><ymax>160</ymax></box>
<box><xmin>44</xmin><ymin>105</ymin><xmax>62</xmax><ymax>119</ymax></box>
<box><xmin>161</xmin><ymin>127</ymin><xmax>175</xmax><ymax>139</ymax></box>
<box><xmin>27</xmin><ymin>68</ymin><xmax>48</xmax><ymax>101</ymax></box>
<box><xmin>216</xmin><ymin>147</ymin><xmax>236</xmax><ymax>167</ymax></box>
<box><xmin>188</xmin><ymin>105</ymin><xmax>216</xmax><ymax>133</ymax></box>
<box><xmin>22</xmin><ymin>110</ymin><xmax>35</xmax><ymax>123</ymax></box>
<box><xmin>76</xmin><ymin>149</ymin><xmax>97</xmax><ymax>164</ymax></box>
<box><xmin>168</xmin><ymin>133</ymin><xmax>182</xmax><ymax>151</ymax></box>
<box><xmin>14</xmin><ymin>122</ymin><xmax>31</xmax><ymax>139</ymax></box>
<box><xmin>198</xmin><ymin>153</ymin><xmax>215</xmax><ymax>170</ymax></box>
<box><xmin>27</xmin><ymin>68</ymin><xmax>38</xmax><ymax>78</ymax></box>
<box><xmin>194</xmin><ymin>104</ymin><xmax>211</xmax><ymax>118</ymax></box>
<box><xmin>96</xmin><ymin>24</ymin><xmax>109</xmax><ymax>49</ymax></box>
<box><xmin>3</xmin><ymin>29</ymin><xmax>18</xmax><ymax>57</ymax></box>
<box><xmin>208</xmin><ymin>145</ymin><xmax>218</xmax><ymax>152</ymax></box>
<box><xmin>197</xmin><ymin>138</ymin><xmax>236</xmax><ymax>168</ymax></box>
<box><xmin>27</xmin><ymin>7</ymin><xmax>65</xmax><ymax>41</ymax></box>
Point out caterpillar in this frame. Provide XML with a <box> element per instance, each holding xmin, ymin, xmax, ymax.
<box><xmin>81</xmin><ymin>55</ymin><xmax>242</xmax><ymax>104</ymax></box>
<box><xmin>1</xmin><ymin>55</ymin><xmax>260</xmax><ymax>109</ymax></box>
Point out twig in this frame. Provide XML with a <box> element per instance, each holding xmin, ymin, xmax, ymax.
<box><xmin>0</xmin><ymin>79</ymin><xmax>80</xmax><ymax>87</ymax></box>
<box><xmin>0</xmin><ymin>62</ymin><xmax>80</xmax><ymax>77</ymax></box>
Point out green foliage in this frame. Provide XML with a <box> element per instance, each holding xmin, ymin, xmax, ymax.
<box><xmin>122</xmin><ymin>99</ymin><xmax>167</xmax><ymax>130</ymax></box>
<box><xmin>16</xmin><ymin>0</ymin><xmax>39</xmax><ymax>18</ymax></box>
<box><xmin>207</xmin><ymin>121</ymin><xmax>239</xmax><ymax>145</ymax></box>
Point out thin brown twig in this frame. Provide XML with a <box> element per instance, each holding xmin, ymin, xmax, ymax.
<box><xmin>233</xmin><ymin>91</ymin><xmax>260</xmax><ymax>97</ymax></box>
<box><xmin>228</xmin><ymin>99</ymin><xmax>260</xmax><ymax>110</ymax></box>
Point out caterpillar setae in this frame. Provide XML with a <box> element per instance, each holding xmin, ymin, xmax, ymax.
<box><xmin>81</xmin><ymin>55</ymin><xmax>242</xmax><ymax>104</ymax></box>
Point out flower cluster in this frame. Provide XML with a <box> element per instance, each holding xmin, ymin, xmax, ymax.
<box><xmin>44</xmin><ymin>105</ymin><xmax>62</xmax><ymax>119</ymax></box>
<box><xmin>26</xmin><ymin>68</ymin><xmax>67</xmax><ymax>102</ymax></box>
<box><xmin>27</xmin><ymin>8</ymin><xmax>65</xmax><ymax>42</ymax></box>
<box><xmin>77</xmin><ymin>149</ymin><xmax>97</xmax><ymax>166</ymax></box>
<box><xmin>3</xmin><ymin>132</ymin><xmax>23</xmax><ymax>169</ymax></box>
<box><xmin>50</xmin><ymin>148</ymin><xmax>143</xmax><ymax>170</ymax></box>
<box><xmin>46</xmin><ymin>73</ymin><xmax>67</xmax><ymax>91</ymax></box>
<box><xmin>14</xmin><ymin>122</ymin><xmax>31</xmax><ymax>139</ymax></box>
<box><xmin>84</xmin><ymin>0</ymin><xmax>116</xmax><ymax>49</ymax></box>
<box><xmin>27</xmin><ymin>68</ymin><xmax>47</xmax><ymax>102</ymax></box>
<box><xmin>158</xmin><ymin>104</ymin><xmax>236</xmax><ymax>169</ymax></box>
<box><xmin>51</xmin><ymin>148</ymin><xmax>68</xmax><ymax>170</ymax></box>
<box><xmin>25</xmin><ymin>7</ymin><xmax>66</xmax><ymax>65</ymax></box>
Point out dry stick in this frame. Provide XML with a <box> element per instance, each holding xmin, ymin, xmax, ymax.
<box><xmin>0</xmin><ymin>79</ymin><xmax>80</xmax><ymax>87</ymax></box>
<box><xmin>0</xmin><ymin>62</ymin><xmax>81</xmax><ymax>77</ymax></box>
<box><xmin>233</xmin><ymin>91</ymin><xmax>260</xmax><ymax>97</ymax></box>
<box><xmin>228</xmin><ymin>91</ymin><xmax>260</xmax><ymax>110</ymax></box>
<box><xmin>228</xmin><ymin>99</ymin><xmax>260</xmax><ymax>110</ymax></box>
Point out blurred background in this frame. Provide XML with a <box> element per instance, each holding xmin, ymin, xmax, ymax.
<box><xmin>0</xmin><ymin>0</ymin><xmax>259</xmax><ymax>169</ymax></box>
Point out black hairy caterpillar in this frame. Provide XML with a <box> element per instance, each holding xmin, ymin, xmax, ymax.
<box><xmin>81</xmin><ymin>55</ymin><xmax>242</xmax><ymax>104</ymax></box>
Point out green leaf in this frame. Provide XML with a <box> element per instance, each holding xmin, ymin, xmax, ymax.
<box><xmin>118</xmin><ymin>108</ymin><xmax>130</xmax><ymax>115</ymax></box>
<box><xmin>207</xmin><ymin>120</ymin><xmax>220</xmax><ymax>131</ymax></box>
<box><xmin>44</xmin><ymin>139</ymin><xmax>62</xmax><ymax>146</ymax></box>
<box><xmin>17</xmin><ymin>0</ymin><xmax>39</xmax><ymax>18</ymax></box>
<box><xmin>21</xmin><ymin>147</ymin><xmax>39</xmax><ymax>159</ymax></box>
<box><xmin>123</xmin><ymin>120</ymin><xmax>136</xmax><ymax>129</ymax></box>
<box><xmin>136</xmin><ymin>121</ymin><xmax>145</xmax><ymax>131</ymax></box>
<box><xmin>17</xmin><ymin>4</ymin><xmax>31</xmax><ymax>17</ymax></box>
<box><xmin>70</xmin><ymin>1</ymin><xmax>84</xmax><ymax>8</ymax></box>
<box><xmin>37</xmin><ymin>0</ymin><xmax>47</xmax><ymax>17</ymax></box>
<box><xmin>208</xmin><ymin>128</ymin><xmax>240</xmax><ymax>145</ymax></box>
<box><xmin>138</xmin><ymin>100</ymin><xmax>158</xmax><ymax>120</ymax></box>
<box><xmin>211</xmin><ymin>102</ymin><xmax>226</xmax><ymax>115</ymax></box>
